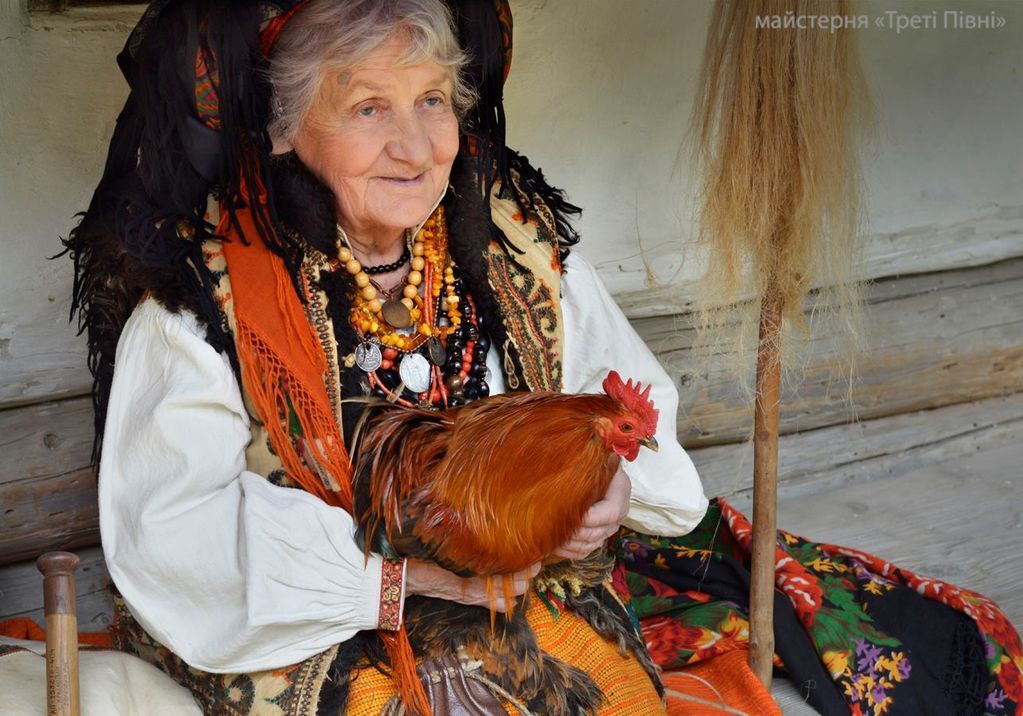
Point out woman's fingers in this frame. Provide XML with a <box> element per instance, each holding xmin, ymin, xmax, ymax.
<box><xmin>467</xmin><ymin>563</ymin><xmax>540</xmax><ymax>612</ymax></box>
<box><xmin>551</xmin><ymin>530</ymin><xmax>615</xmax><ymax>560</ymax></box>
<box><xmin>574</xmin><ymin>510</ymin><xmax>624</xmax><ymax>544</ymax></box>
<box><xmin>576</xmin><ymin>523</ymin><xmax>617</xmax><ymax>543</ymax></box>
<box><xmin>551</xmin><ymin>543</ymin><xmax>589</xmax><ymax>561</ymax></box>
<box><xmin>579</xmin><ymin>499</ymin><xmax>620</xmax><ymax>530</ymax></box>
<box><xmin>577</xmin><ymin>467</ymin><xmax>633</xmax><ymax>530</ymax></box>
<box><xmin>405</xmin><ymin>560</ymin><xmax>548</xmax><ymax>611</ymax></box>
<box><xmin>604</xmin><ymin>466</ymin><xmax>633</xmax><ymax>520</ymax></box>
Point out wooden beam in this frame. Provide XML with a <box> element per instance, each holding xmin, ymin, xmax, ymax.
<box><xmin>0</xmin><ymin>547</ymin><xmax>110</xmax><ymax>630</ymax></box>
<box><xmin>639</xmin><ymin>257</ymin><xmax>1023</xmax><ymax>447</ymax></box>
<box><xmin>613</xmin><ymin>203</ymin><xmax>1023</xmax><ymax>319</ymax></box>
<box><xmin>0</xmin><ymin>398</ymin><xmax>93</xmax><ymax>483</ymax></box>
<box><xmin>0</xmin><ymin>397</ymin><xmax>96</xmax><ymax>568</ymax></box>
<box><xmin>697</xmin><ymin>391</ymin><xmax>1023</xmax><ymax>504</ymax></box>
<box><xmin>0</xmin><ymin>466</ymin><xmax>98</xmax><ymax>568</ymax></box>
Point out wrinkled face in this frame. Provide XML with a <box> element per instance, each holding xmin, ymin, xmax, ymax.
<box><xmin>600</xmin><ymin>414</ymin><xmax>659</xmax><ymax>463</ymax></box>
<box><xmin>288</xmin><ymin>35</ymin><xmax>460</xmax><ymax>240</ymax></box>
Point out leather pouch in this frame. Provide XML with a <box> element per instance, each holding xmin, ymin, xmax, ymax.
<box><xmin>382</xmin><ymin>654</ymin><xmax>529</xmax><ymax>715</ymax></box>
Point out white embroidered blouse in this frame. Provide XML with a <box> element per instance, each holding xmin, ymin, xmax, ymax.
<box><xmin>99</xmin><ymin>251</ymin><xmax>708</xmax><ymax>674</ymax></box>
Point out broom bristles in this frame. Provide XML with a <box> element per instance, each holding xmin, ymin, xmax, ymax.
<box><xmin>687</xmin><ymin>0</ymin><xmax>875</xmax><ymax>412</ymax></box>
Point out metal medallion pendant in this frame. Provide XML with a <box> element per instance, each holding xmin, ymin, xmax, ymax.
<box><xmin>399</xmin><ymin>353</ymin><xmax>432</xmax><ymax>393</ymax></box>
<box><xmin>354</xmin><ymin>341</ymin><xmax>382</xmax><ymax>372</ymax></box>
<box><xmin>426</xmin><ymin>336</ymin><xmax>446</xmax><ymax>366</ymax></box>
<box><xmin>381</xmin><ymin>300</ymin><xmax>413</xmax><ymax>328</ymax></box>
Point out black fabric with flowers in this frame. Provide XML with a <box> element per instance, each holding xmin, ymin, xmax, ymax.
<box><xmin>612</xmin><ymin>499</ymin><xmax>1021</xmax><ymax>716</ymax></box>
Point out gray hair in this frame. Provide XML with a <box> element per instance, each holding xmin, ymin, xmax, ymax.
<box><xmin>267</xmin><ymin>0</ymin><xmax>475</xmax><ymax>141</ymax></box>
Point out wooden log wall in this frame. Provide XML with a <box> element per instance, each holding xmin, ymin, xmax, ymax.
<box><xmin>642</xmin><ymin>256</ymin><xmax>1023</xmax><ymax>447</ymax></box>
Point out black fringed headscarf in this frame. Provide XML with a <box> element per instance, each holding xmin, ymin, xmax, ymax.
<box><xmin>449</xmin><ymin>0</ymin><xmax>581</xmax><ymax>263</ymax></box>
<box><xmin>63</xmin><ymin>0</ymin><xmax>581</xmax><ymax>461</ymax></box>
<box><xmin>62</xmin><ymin>0</ymin><xmax>300</xmax><ymax>461</ymax></box>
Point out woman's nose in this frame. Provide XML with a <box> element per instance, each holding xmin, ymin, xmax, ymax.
<box><xmin>386</xmin><ymin>112</ymin><xmax>431</xmax><ymax>166</ymax></box>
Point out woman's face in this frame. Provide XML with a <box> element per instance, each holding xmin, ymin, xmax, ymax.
<box><xmin>288</xmin><ymin>35</ymin><xmax>460</xmax><ymax>242</ymax></box>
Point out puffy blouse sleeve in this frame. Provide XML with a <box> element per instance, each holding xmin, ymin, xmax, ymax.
<box><xmin>560</xmin><ymin>252</ymin><xmax>709</xmax><ymax>536</ymax></box>
<box><xmin>99</xmin><ymin>298</ymin><xmax>385</xmax><ymax>673</ymax></box>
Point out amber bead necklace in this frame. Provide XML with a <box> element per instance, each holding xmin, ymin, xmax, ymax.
<box><xmin>339</xmin><ymin>207</ymin><xmax>490</xmax><ymax>408</ymax></box>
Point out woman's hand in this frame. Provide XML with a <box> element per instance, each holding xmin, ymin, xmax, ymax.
<box><xmin>405</xmin><ymin>559</ymin><xmax>541</xmax><ymax>612</ymax></box>
<box><xmin>552</xmin><ymin>465</ymin><xmax>632</xmax><ymax>561</ymax></box>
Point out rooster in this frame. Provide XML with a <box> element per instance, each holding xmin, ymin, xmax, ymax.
<box><xmin>351</xmin><ymin>371</ymin><xmax>664</xmax><ymax>715</ymax></box>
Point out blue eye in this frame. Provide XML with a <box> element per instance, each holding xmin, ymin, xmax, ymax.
<box><xmin>423</xmin><ymin>95</ymin><xmax>445</xmax><ymax>108</ymax></box>
<box><xmin>357</xmin><ymin>105</ymin><xmax>376</xmax><ymax>117</ymax></box>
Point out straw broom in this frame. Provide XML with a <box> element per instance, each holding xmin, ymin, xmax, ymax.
<box><xmin>689</xmin><ymin>0</ymin><xmax>872</xmax><ymax>686</ymax></box>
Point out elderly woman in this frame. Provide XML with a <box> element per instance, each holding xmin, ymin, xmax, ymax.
<box><xmin>68</xmin><ymin>0</ymin><xmax>707</xmax><ymax>713</ymax></box>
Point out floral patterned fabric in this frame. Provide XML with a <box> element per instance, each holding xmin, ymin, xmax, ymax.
<box><xmin>615</xmin><ymin>499</ymin><xmax>1023</xmax><ymax>716</ymax></box>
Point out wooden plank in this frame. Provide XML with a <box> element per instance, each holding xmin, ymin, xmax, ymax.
<box><xmin>0</xmin><ymin>294</ymin><xmax>90</xmax><ymax>411</ymax></box>
<box><xmin>0</xmin><ymin>467</ymin><xmax>98</xmax><ymax>567</ymax></box>
<box><xmin>0</xmin><ymin>397</ymin><xmax>97</xmax><ymax>567</ymax></box>
<box><xmin>771</xmin><ymin>680</ymin><xmax>820</xmax><ymax>715</ymax></box>
<box><xmin>640</xmin><ymin>257</ymin><xmax>1023</xmax><ymax>447</ymax></box>
<box><xmin>697</xmin><ymin>391</ymin><xmax>1023</xmax><ymax>503</ymax></box>
<box><xmin>612</xmin><ymin>202</ymin><xmax>1023</xmax><ymax>319</ymax></box>
<box><xmin>0</xmin><ymin>547</ymin><xmax>111</xmax><ymax>630</ymax></box>
<box><xmin>0</xmin><ymin>397</ymin><xmax>93</xmax><ymax>483</ymax></box>
<box><xmin>766</xmin><ymin>439</ymin><xmax>1023</xmax><ymax>632</ymax></box>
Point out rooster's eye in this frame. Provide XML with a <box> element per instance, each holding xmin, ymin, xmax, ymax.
<box><xmin>621</xmin><ymin>423</ymin><xmax>634</xmax><ymax>432</ymax></box>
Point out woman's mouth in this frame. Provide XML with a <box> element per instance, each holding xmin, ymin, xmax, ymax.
<box><xmin>380</xmin><ymin>172</ymin><xmax>426</xmax><ymax>187</ymax></box>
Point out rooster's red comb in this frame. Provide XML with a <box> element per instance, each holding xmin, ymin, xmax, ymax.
<box><xmin>602</xmin><ymin>371</ymin><xmax>659</xmax><ymax>435</ymax></box>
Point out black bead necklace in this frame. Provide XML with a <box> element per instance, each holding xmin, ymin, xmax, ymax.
<box><xmin>367</xmin><ymin>268</ymin><xmax>491</xmax><ymax>408</ymax></box>
<box><xmin>362</xmin><ymin>244</ymin><xmax>411</xmax><ymax>275</ymax></box>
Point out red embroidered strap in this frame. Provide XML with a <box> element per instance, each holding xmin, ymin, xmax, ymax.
<box><xmin>378</xmin><ymin>558</ymin><xmax>406</xmax><ymax>631</ymax></box>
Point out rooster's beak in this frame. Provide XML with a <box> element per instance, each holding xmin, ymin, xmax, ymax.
<box><xmin>639</xmin><ymin>435</ymin><xmax>659</xmax><ymax>452</ymax></box>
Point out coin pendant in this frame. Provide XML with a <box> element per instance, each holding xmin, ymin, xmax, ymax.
<box><xmin>354</xmin><ymin>342</ymin><xmax>382</xmax><ymax>372</ymax></box>
<box><xmin>426</xmin><ymin>336</ymin><xmax>446</xmax><ymax>366</ymax></box>
<box><xmin>381</xmin><ymin>300</ymin><xmax>413</xmax><ymax>328</ymax></box>
<box><xmin>399</xmin><ymin>353</ymin><xmax>432</xmax><ymax>393</ymax></box>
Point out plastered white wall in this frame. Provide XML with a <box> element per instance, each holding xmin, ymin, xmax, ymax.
<box><xmin>502</xmin><ymin>0</ymin><xmax>1023</xmax><ymax>299</ymax></box>
<box><xmin>1</xmin><ymin>0</ymin><xmax>1021</xmax><ymax>405</ymax></box>
<box><xmin>0</xmin><ymin>3</ymin><xmax>142</xmax><ymax>405</ymax></box>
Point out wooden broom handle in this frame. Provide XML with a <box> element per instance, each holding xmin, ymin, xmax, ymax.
<box><xmin>748</xmin><ymin>292</ymin><xmax>783</xmax><ymax>687</ymax></box>
<box><xmin>37</xmin><ymin>552</ymin><xmax>81</xmax><ymax>716</ymax></box>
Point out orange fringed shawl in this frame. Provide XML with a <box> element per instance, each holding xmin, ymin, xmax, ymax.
<box><xmin>216</xmin><ymin>200</ymin><xmax>430</xmax><ymax>716</ymax></box>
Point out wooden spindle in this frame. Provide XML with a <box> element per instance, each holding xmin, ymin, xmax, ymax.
<box><xmin>37</xmin><ymin>552</ymin><xmax>81</xmax><ymax>716</ymax></box>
